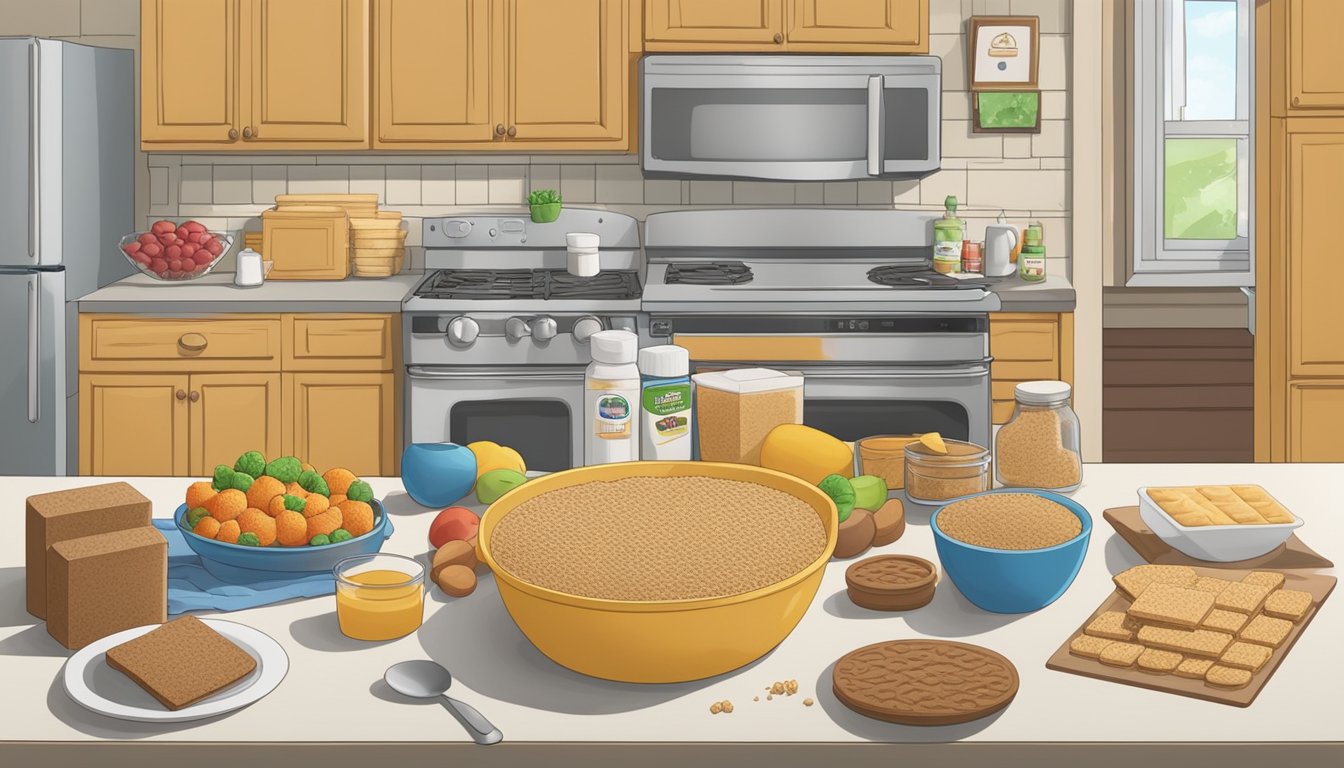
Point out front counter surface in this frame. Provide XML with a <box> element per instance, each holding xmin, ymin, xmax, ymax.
<box><xmin>0</xmin><ymin>464</ymin><xmax>1337</xmax><ymax>766</ymax></box>
<box><xmin>77</xmin><ymin>273</ymin><xmax>425</xmax><ymax>314</ymax></box>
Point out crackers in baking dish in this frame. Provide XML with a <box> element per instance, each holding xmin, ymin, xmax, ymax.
<box><xmin>1146</xmin><ymin>485</ymin><xmax>1294</xmax><ymax>527</ymax></box>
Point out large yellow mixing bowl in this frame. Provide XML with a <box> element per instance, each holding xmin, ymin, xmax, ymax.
<box><xmin>478</xmin><ymin>461</ymin><xmax>838</xmax><ymax>683</ymax></box>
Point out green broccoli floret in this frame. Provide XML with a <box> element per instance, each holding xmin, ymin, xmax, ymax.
<box><xmin>229</xmin><ymin>472</ymin><xmax>255</xmax><ymax>493</ymax></box>
<box><xmin>282</xmin><ymin>494</ymin><xmax>307</xmax><ymax>513</ymax></box>
<box><xmin>329</xmin><ymin>529</ymin><xmax>353</xmax><ymax>543</ymax></box>
<box><xmin>346</xmin><ymin>480</ymin><xmax>373</xmax><ymax>503</ymax></box>
<box><xmin>309</xmin><ymin>534</ymin><xmax>331</xmax><ymax>546</ymax></box>
<box><xmin>185</xmin><ymin>507</ymin><xmax>210</xmax><ymax>528</ymax></box>
<box><xmin>236</xmin><ymin>532</ymin><xmax>261</xmax><ymax>547</ymax></box>
<box><xmin>211</xmin><ymin>464</ymin><xmax>235</xmax><ymax>492</ymax></box>
<box><xmin>817</xmin><ymin>474</ymin><xmax>856</xmax><ymax>523</ymax></box>
<box><xmin>297</xmin><ymin>470</ymin><xmax>329</xmax><ymax>497</ymax></box>
<box><xmin>234</xmin><ymin>450</ymin><xmax>266</xmax><ymax>478</ymax></box>
<box><xmin>264</xmin><ymin>456</ymin><xmax>302</xmax><ymax>483</ymax></box>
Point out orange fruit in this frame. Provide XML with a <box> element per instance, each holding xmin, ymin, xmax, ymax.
<box><xmin>275</xmin><ymin>510</ymin><xmax>308</xmax><ymax>547</ymax></box>
<box><xmin>323</xmin><ymin>468</ymin><xmax>357</xmax><ymax>496</ymax></box>
<box><xmin>207</xmin><ymin>489</ymin><xmax>247</xmax><ymax>522</ymax></box>
<box><xmin>185</xmin><ymin>481</ymin><xmax>216</xmax><ymax>510</ymax></box>
<box><xmin>328</xmin><ymin>494</ymin><xmax>347</xmax><ymax>507</ymax></box>
<box><xmin>285</xmin><ymin>481</ymin><xmax>308</xmax><ymax>498</ymax></box>
<box><xmin>247</xmin><ymin>475</ymin><xmax>286</xmax><ymax>510</ymax></box>
<box><xmin>267</xmin><ymin>495</ymin><xmax>289</xmax><ymax>517</ymax></box>
<box><xmin>303</xmin><ymin>493</ymin><xmax>330</xmax><ymax>518</ymax></box>
<box><xmin>337</xmin><ymin>499</ymin><xmax>375</xmax><ymax>538</ymax></box>
<box><xmin>305</xmin><ymin>509</ymin><xmax>343</xmax><ymax>540</ymax></box>
<box><xmin>215</xmin><ymin>519</ymin><xmax>241</xmax><ymax>544</ymax></box>
<box><xmin>193</xmin><ymin>516</ymin><xmax>221</xmax><ymax>539</ymax></box>
<box><xmin>237</xmin><ymin>508</ymin><xmax>277</xmax><ymax>547</ymax></box>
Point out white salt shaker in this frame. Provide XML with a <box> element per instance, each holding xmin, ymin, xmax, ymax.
<box><xmin>566</xmin><ymin>231</ymin><xmax>600</xmax><ymax>277</ymax></box>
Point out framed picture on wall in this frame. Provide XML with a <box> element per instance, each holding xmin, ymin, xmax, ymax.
<box><xmin>968</xmin><ymin>16</ymin><xmax>1040</xmax><ymax>90</ymax></box>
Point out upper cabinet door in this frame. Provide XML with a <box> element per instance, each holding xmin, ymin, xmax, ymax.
<box><xmin>141</xmin><ymin>0</ymin><xmax>241</xmax><ymax>145</ymax></box>
<box><xmin>1289</xmin><ymin>0</ymin><xmax>1344</xmax><ymax>110</ymax></box>
<box><xmin>506</xmin><ymin>0</ymin><xmax>627</xmax><ymax>145</ymax></box>
<box><xmin>786</xmin><ymin>0</ymin><xmax>925</xmax><ymax>52</ymax></box>
<box><xmin>245</xmin><ymin>0</ymin><xmax>369</xmax><ymax>145</ymax></box>
<box><xmin>1287</xmin><ymin>130</ymin><xmax>1344</xmax><ymax>376</ymax></box>
<box><xmin>645</xmin><ymin>0</ymin><xmax>786</xmax><ymax>50</ymax></box>
<box><xmin>374</xmin><ymin>0</ymin><xmax>497</xmax><ymax>147</ymax></box>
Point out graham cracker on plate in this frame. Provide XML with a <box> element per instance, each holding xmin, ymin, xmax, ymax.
<box><xmin>1135</xmin><ymin>625</ymin><xmax>1234</xmax><ymax>658</ymax></box>
<box><xmin>1099</xmin><ymin>642</ymin><xmax>1145</xmax><ymax>668</ymax></box>
<box><xmin>1202</xmin><ymin>609</ymin><xmax>1250</xmax><ymax>634</ymax></box>
<box><xmin>1137</xmin><ymin>648</ymin><xmax>1183</xmax><ymax>674</ymax></box>
<box><xmin>1173</xmin><ymin>657</ymin><xmax>1214</xmax><ymax>679</ymax></box>
<box><xmin>1113</xmin><ymin>564</ymin><xmax>1197</xmax><ymax>600</ymax></box>
<box><xmin>1215</xmin><ymin>581</ymin><xmax>1272</xmax><ymax>614</ymax></box>
<box><xmin>1239</xmin><ymin>615</ymin><xmax>1293</xmax><ymax>648</ymax></box>
<box><xmin>1263</xmin><ymin>589</ymin><xmax>1312</xmax><ymax>621</ymax></box>
<box><xmin>1205</xmin><ymin>665</ymin><xmax>1252</xmax><ymax>689</ymax></box>
<box><xmin>1190</xmin><ymin>577</ymin><xmax>1235</xmax><ymax>595</ymax></box>
<box><xmin>1084</xmin><ymin>611</ymin><xmax>1136</xmax><ymax>641</ymax></box>
<box><xmin>1127</xmin><ymin>583</ymin><xmax>1216</xmax><ymax>628</ymax></box>
<box><xmin>1242</xmin><ymin>571</ymin><xmax>1286</xmax><ymax>591</ymax></box>
<box><xmin>1220</xmin><ymin>642</ymin><xmax>1272</xmax><ymax>673</ymax></box>
<box><xmin>105</xmin><ymin>616</ymin><xmax>256</xmax><ymax>710</ymax></box>
<box><xmin>1069</xmin><ymin>635</ymin><xmax>1114</xmax><ymax>659</ymax></box>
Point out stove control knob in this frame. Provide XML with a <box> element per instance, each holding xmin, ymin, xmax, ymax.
<box><xmin>446</xmin><ymin>316</ymin><xmax>479</xmax><ymax>347</ymax></box>
<box><xmin>572</xmin><ymin>316</ymin><xmax>603</xmax><ymax>344</ymax></box>
<box><xmin>505</xmin><ymin>316</ymin><xmax>531</xmax><ymax>341</ymax></box>
<box><xmin>531</xmin><ymin>316</ymin><xmax>558</xmax><ymax>342</ymax></box>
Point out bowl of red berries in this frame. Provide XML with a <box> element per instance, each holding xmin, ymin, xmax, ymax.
<box><xmin>119</xmin><ymin>219</ymin><xmax>234</xmax><ymax>281</ymax></box>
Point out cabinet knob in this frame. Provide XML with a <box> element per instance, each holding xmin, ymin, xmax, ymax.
<box><xmin>773</xmin><ymin>32</ymin><xmax>784</xmax><ymax>44</ymax></box>
<box><xmin>188</xmin><ymin>391</ymin><xmax>200</xmax><ymax>403</ymax></box>
<box><xmin>228</xmin><ymin>128</ymin><xmax>239</xmax><ymax>140</ymax></box>
<box><xmin>242</xmin><ymin>126</ymin><xmax>254</xmax><ymax>139</ymax></box>
<box><xmin>1293</xmin><ymin>96</ymin><xmax>1301</xmax><ymax>106</ymax></box>
<box><xmin>507</xmin><ymin>125</ymin><xmax>517</xmax><ymax>138</ymax></box>
<box><xmin>178</xmin><ymin>332</ymin><xmax>208</xmax><ymax>353</ymax></box>
<box><xmin>495</xmin><ymin>123</ymin><xmax>506</xmax><ymax>136</ymax></box>
<box><xmin>175</xmin><ymin>389</ymin><xmax>187</xmax><ymax>401</ymax></box>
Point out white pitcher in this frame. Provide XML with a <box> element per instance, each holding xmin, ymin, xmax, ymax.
<box><xmin>984</xmin><ymin>223</ymin><xmax>1019</xmax><ymax>277</ymax></box>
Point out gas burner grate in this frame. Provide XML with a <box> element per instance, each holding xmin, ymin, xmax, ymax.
<box><xmin>664</xmin><ymin>261</ymin><xmax>754</xmax><ymax>286</ymax></box>
<box><xmin>416</xmin><ymin>269</ymin><xmax>641</xmax><ymax>300</ymax></box>
<box><xmin>867</xmin><ymin>264</ymin><xmax>989</xmax><ymax>290</ymax></box>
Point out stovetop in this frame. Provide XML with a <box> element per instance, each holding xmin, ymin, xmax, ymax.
<box><xmin>664</xmin><ymin>261</ymin><xmax>754</xmax><ymax>286</ymax></box>
<box><xmin>866</xmin><ymin>264</ymin><xmax>993</xmax><ymax>289</ymax></box>
<box><xmin>415</xmin><ymin>268</ymin><xmax>642</xmax><ymax>301</ymax></box>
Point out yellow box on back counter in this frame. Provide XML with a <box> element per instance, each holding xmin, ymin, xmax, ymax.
<box><xmin>261</xmin><ymin>206</ymin><xmax>350</xmax><ymax>280</ymax></box>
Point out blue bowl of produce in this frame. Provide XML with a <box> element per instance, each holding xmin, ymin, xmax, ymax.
<box><xmin>175</xmin><ymin>500</ymin><xmax>393</xmax><ymax>577</ymax></box>
<box><xmin>401</xmin><ymin>442</ymin><xmax>478</xmax><ymax>508</ymax></box>
<box><xmin>930</xmin><ymin>489</ymin><xmax>1091</xmax><ymax>614</ymax></box>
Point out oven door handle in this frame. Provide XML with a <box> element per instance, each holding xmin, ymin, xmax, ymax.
<box><xmin>407</xmin><ymin>366</ymin><xmax>587</xmax><ymax>382</ymax></box>
<box><xmin>695</xmin><ymin>362</ymin><xmax>991</xmax><ymax>379</ymax></box>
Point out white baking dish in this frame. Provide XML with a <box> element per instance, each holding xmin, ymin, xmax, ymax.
<box><xmin>1137</xmin><ymin>487</ymin><xmax>1304</xmax><ymax>562</ymax></box>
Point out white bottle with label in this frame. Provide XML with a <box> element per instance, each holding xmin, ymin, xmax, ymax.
<box><xmin>584</xmin><ymin>330</ymin><xmax>641</xmax><ymax>465</ymax></box>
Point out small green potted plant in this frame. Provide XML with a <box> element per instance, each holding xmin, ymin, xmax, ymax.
<box><xmin>528</xmin><ymin>188</ymin><xmax>562</xmax><ymax>223</ymax></box>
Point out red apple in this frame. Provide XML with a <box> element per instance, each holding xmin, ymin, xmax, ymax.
<box><xmin>151</xmin><ymin>220</ymin><xmax>176</xmax><ymax>235</ymax></box>
<box><xmin>133</xmin><ymin>252</ymin><xmax>152</xmax><ymax>265</ymax></box>
<box><xmin>192</xmin><ymin>250</ymin><xmax>214</xmax><ymax>265</ymax></box>
<box><xmin>204</xmin><ymin>238</ymin><xmax>224</xmax><ymax>256</ymax></box>
<box><xmin>138</xmin><ymin>233</ymin><xmax>158</xmax><ymax>246</ymax></box>
<box><xmin>168</xmin><ymin>258</ymin><xmax>183</xmax><ymax>272</ymax></box>
<box><xmin>184</xmin><ymin>221</ymin><xmax>205</xmax><ymax>234</ymax></box>
<box><xmin>165</xmin><ymin>244</ymin><xmax>182</xmax><ymax>260</ymax></box>
<box><xmin>182</xmin><ymin>242</ymin><xmax>199</xmax><ymax>258</ymax></box>
<box><xmin>150</xmin><ymin>258</ymin><xmax>168</xmax><ymax>273</ymax></box>
<box><xmin>158</xmin><ymin>232</ymin><xmax>176</xmax><ymax>246</ymax></box>
<box><xmin>140</xmin><ymin>242</ymin><xmax>162</xmax><ymax>258</ymax></box>
<box><xmin>428</xmin><ymin>506</ymin><xmax>480</xmax><ymax>549</ymax></box>
<box><xmin>175</xmin><ymin>225</ymin><xmax>189</xmax><ymax>240</ymax></box>
<box><xmin>122</xmin><ymin>242</ymin><xmax>140</xmax><ymax>255</ymax></box>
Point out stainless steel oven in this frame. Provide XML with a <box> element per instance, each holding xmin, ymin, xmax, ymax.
<box><xmin>641</xmin><ymin>55</ymin><xmax>941</xmax><ymax>181</ymax></box>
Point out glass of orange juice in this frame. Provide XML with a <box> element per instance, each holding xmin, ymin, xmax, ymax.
<box><xmin>334</xmin><ymin>554</ymin><xmax>425</xmax><ymax>641</ymax></box>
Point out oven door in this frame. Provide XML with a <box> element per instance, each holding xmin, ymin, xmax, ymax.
<box><xmin>688</xmin><ymin>362</ymin><xmax>991</xmax><ymax>451</ymax></box>
<box><xmin>406</xmin><ymin>366</ymin><xmax>586</xmax><ymax>472</ymax></box>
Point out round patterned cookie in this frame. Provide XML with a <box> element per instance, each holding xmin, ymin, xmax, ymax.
<box><xmin>832</xmin><ymin>640</ymin><xmax>1019</xmax><ymax>725</ymax></box>
<box><xmin>844</xmin><ymin>555</ymin><xmax>938</xmax><ymax>611</ymax></box>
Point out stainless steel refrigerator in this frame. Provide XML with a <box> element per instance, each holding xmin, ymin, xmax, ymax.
<box><xmin>0</xmin><ymin>38</ymin><xmax>134</xmax><ymax>475</ymax></box>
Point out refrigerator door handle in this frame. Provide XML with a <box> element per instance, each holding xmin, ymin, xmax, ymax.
<box><xmin>29</xmin><ymin>39</ymin><xmax>39</xmax><ymax>263</ymax></box>
<box><xmin>28</xmin><ymin>274</ymin><xmax>39</xmax><ymax>423</ymax></box>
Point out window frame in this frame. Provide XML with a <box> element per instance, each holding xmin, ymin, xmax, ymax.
<box><xmin>1132</xmin><ymin>0</ymin><xmax>1254</xmax><ymax>287</ymax></box>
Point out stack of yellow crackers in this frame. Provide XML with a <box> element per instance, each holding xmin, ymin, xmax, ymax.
<box><xmin>1147</xmin><ymin>485</ymin><xmax>1294</xmax><ymax>527</ymax></box>
<box><xmin>1068</xmin><ymin>564</ymin><xmax>1313</xmax><ymax>690</ymax></box>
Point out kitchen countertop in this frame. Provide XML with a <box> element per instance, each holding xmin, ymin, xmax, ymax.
<box><xmin>989</xmin><ymin>274</ymin><xmax>1076</xmax><ymax>312</ymax></box>
<box><xmin>77</xmin><ymin>273</ymin><xmax>426</xmax><ymax>313</ymax></box>
<box><xmin>1</xmin><ymin>464</ymin><xmax>1339</xmax><ymax>766</ymax></box>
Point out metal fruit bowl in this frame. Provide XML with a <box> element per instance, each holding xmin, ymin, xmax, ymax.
<box><xmin>118</xmin><ymin>231</ymin><xmax>234</xmax><ymax>281</ymax></box>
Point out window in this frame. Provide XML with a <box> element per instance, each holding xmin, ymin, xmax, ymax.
<box><xmin>1133</xmin><ymin>0</ymin><xmax>1253</xmax><ymax>286</ymax></box>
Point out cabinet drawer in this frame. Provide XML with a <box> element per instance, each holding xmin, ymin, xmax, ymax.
<box><xmin>990</xmin><ymin>318</ymin><xmax>1060</xmax><ymax>362</ymax></box>
<box><xmin>81</xmin><ymin>315</ymin><xmax>281</xmax><ymax>372</ymax></box>
<box><xmin>282</xmin><ymin>314</ymin><xmax>398</xmax><ymax>371</ymax></box>
<box><xmin>991</xmin><ymin>360</ymin><xmax>1059</xmax><ymax>381</ymax></box>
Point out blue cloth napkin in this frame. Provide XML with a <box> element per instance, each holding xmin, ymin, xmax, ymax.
<box><xmin>154</xmin><ymin>519</ymin><xmax>335</xmax><ymax>615</ymax></box>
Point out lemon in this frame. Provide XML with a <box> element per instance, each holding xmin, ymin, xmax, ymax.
<box><xmin>918</xmin><ymin>432</ymin><xmax>948</xmax><ymax>454</ymax></box>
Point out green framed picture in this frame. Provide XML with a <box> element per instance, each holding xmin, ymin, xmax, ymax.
<box><xmin>973</xmin><ymin>91</ymin><xmax>1041</xmax><ymax>133</ymax></box>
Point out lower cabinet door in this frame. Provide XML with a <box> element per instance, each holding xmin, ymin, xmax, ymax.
<box><xmin>189</xmin><ymin>373</ymin><xmax>283</xmax><ymax>476</ymax></box>
<box><xmin>1289</xmin><ymin>381</ymin><xmax>1344</xmax><ymax>461</ymax></box>
<box><xmin>80</xmin><ymin>373</ymin><xmax>190</xmax><ymax>476</ymax></box>
<box><xmin>283</xmin><ymin>372</ymin><xmax>397</xmax><ymax>476</ymax></box>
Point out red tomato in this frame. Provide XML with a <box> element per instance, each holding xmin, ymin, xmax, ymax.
<box><xmin>150</xmin><ymin>258</ymin><xmax>168</xmax><ymax>273</ymax></box>
<box><xmin>191</xmin><ymin>260</ymin><xmax>210</xmax><ymax>272</ymax></box>
<box><xmin>168</xmin><ymin>258</ymin><xmax>183</xmax><ymax>272</ymax></box>
<box><xmin>151</xmin><ymin>220</ymin><xmax>176</xmax><ymax>235</ymax></box>
<box><xmin>140</xmin><ymin>242</ymin><xmax>162</xmax><ymax>258</ymax></box>
<box><xmin>175</xmin><ymin>226</ymin><xmax>189</xmax><ymax>240</ymax></box>
<box><xmin>204</xmin><ymin>239</ymin><xmax>224</xmax><ymax>256</ymax></box>
<box><xmin>133</xmin><ymin>252</ymin><xmax>152</xmax><ymax>265</ymax></box>
<box><xmin>122</xmin><ymin>242</ymin><xmax>141</xmax><ymax>255</ymax></box>
<box><xmin>184</xmin><ymin>221</ymin><xmax>206</xmax><ymax>234</ymax></box>
<box><xmin>158</xmin><ymin>232</ymin><xmax>176</xmax><ymax>246</ymax></box>
<box><xmin>181</xmin><ymin>242</ymin><xmax>199</xmax><ymax>257</ymax></box>
<box><xmin>428</xmin><ymin>507</ymin><xmax>480</xmax><ymax>549</ymax></box>
<box><xmin>165</xmin><ymin>244</ymin><xmax>182</xmax><ymax>260</ymax></box>
<box><xmin>192</xmin><ymin>250</ymin><xmax>214</xmax><ymax>265</ymax></box>
<box><xmin>138</xmin><ymin>233</ymin><xmax>158</xmax><ymax>246</ymax></box>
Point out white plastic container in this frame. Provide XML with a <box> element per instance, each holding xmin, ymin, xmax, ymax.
<box><xmin>584</xmin><ymin>330</ymin><xmax>640</xmax><ymax>465</ymax></box>
<box><xmin>691</xmin><ymin>368</ymin><xmax>803</xmax><ymax>465</ymax></box>
<box><xmin>638</xmin><ymin>345</ymin><xmax>692</xmax><ymax>461</ymax></box>
<box><xmin>1137</xmin><ymin>487</ymin><xmax>1304</xmax><ymax>562</ymax></box>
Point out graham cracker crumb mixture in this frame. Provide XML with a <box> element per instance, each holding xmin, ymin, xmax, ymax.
<box><xmin>937</xmin><ymin>493</ymin><xmax>1081</xmax><ymax>550</ymax></box>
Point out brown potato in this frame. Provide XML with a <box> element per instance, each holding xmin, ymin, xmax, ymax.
<box><xmin>834</xmin><ymin>509</ymin><xmax>875</xmax><ymax>559</ymax></box>
<box><xmin>872</xmin><ymin>498</ymin><xmax>906</xmax><ymax>546</ymax></box>
<box><xmin>436</xmin><ymin>564</ymin><xmax>477</xmax><ymax>597</ymax></box>
<box><xmin>431</xmin><ymin>539</ymin><xmax>477</xmax><ymax>581</ymax></box>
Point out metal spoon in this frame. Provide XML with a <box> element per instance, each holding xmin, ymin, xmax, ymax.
<box><xmin>384</xmin><ymin>660</ymin><xmax>503</xmax><ymax>745</ymax></box>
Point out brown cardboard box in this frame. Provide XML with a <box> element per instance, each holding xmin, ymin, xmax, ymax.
<box><xmin>25</xmin><ymin>482</ymin><xmax>152</xmax><ymax>619</ymax></box>
<box><xmin>46</xmin><ymin>527</ymin><xmax>167</xmax><ymax>650</ymax></box>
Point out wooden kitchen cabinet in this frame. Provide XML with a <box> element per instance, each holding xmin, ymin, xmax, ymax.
<box><xmin>283</xmin><ymin>373</ymin><xmax>398</xmax><ymax>476</ymax></box>
<box><xmin>645</xmin><ymin>0</ymin><xmax>926</xmax><ymax>52</ymax></box>
<box><xmin>1286</xmin><ymin>130</ymin><xmax>1344</xmax><ymax>377</ymax></box>
<box><xmin>1287</xmin><ymin>0</ymin><xmax>1344</xmax><ymax>111</ymax></box>
<box><xmin>1288</xmin><ymin>381</ymin><xmax>1344</xmax><ymax>461</ymax></box>
<box><xmin>189</xmin><ymin>373</ymin><xmax>283</xmax><ymax>475</ymax></box>
<box><xmin>80</xmin><ymin>374</ymin><xmax>190</xmax><ymax>476</ymax></box>
<box><xmin>141</xmin><ymin>0</ymin><xmax>369</xmax><ymax>150</ymax></box>
<box><xmin>989</xmin><ymin>312</ymin><xmax>1075</xmax><ymax>424</ymax></box>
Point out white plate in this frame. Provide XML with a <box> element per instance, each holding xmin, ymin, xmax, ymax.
<box><xmin>61</xmin><ymin>619</ymin><xmax>288</xmax><ymax>723</ymax></box>
<box><xmin>1137</xmin><ymin>486</ymin><xmax>1304</xmax><ymax>562</ymax></box>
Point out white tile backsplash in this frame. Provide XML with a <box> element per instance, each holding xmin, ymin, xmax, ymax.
<box><xmin>287</xmin><ymin>165</ymin><xmax>349</xmax><ymax>194</ymax></box>
<box><xmin>212</xmin><ymin>165</ymin><xmax>251</xmax><ymax>205</ymax></box>
<box><xmin>488</xmin><ymin>165</ymin><xmax>528</xmax><ymax>204</ymax></box>
<box><xmin>560</xmin><ymin>166</ymin><xmax>597</xmax><ymax>204</ymax></box>
<box><xmin>179</xmin><ymin>166</ymin><xmax>212</xmax><ymax>204</ymax></box>
<box><xmin>384</xmin><ymin>166</ymin><xmax>421</xmax><ymax>205</ymax></box>
<box><xmin>348</xmin><ymin>165</ymin><xmax>386</xmax><ymax>198</ymax></box>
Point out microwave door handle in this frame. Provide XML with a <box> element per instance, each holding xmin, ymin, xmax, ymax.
<box><xmin>866</xmin><ymin>75</ymin><xmax>884</xmax><ymax>176</ymax></box>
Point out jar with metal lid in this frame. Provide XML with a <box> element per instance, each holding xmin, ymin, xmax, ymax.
<box><xmin>994</xmin><ymin>381</ymin><xmax>1082</xmax><ymax>492</ymax></box>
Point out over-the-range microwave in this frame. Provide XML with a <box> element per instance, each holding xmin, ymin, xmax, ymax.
<box><xmin>640</xmin><ymin>55</ymin><xmax>941</xmax><ymax>181</ymax></box>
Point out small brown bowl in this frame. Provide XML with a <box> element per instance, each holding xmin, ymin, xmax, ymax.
<box><xmin>845</xmin><ymin>554</ymin><xmax>938</xmax><ymax>611</ymax></box>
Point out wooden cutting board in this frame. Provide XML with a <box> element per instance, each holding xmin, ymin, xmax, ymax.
<box><xmin>1046</xmin><ymin>566</ymin><xmax>1336</xmax><ymax>707</ymax></box>
<box><xmin>1104</xmin><ymin>506</ymin><xmax>1334</xmax><ymax>570</ymax></box>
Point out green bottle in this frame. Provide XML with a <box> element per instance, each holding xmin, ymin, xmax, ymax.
<box><xmin>933</xmin><ymin>195</ymin><xmax>964</xmax><ymax>274</ymax></box>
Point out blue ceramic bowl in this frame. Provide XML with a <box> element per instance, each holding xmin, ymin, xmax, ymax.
<box><xmin>931</xmin><ymin>489</ymin><xmax>1091</xmax><ymax>614</ymax></box>
<box><xmin>401</xmin><ymin>442</ymin><xmax>478</xmax><ymax>508</ymax></box>
<box><xmin>175</xmin><ymin>500</ymin><xmax>393</xmax><ymax>576</ymax></box>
